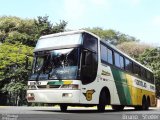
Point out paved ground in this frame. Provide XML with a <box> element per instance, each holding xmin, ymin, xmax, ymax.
<box><xmin>0</xmin><ymin>106</ymin><xmax>160</xmax><ymax>120</ymax></box>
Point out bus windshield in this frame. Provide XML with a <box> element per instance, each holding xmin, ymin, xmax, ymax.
<box><xmin>30</xmin><ymin>48</ymin><xmax>79</xmax><ymax>80</ymax></box>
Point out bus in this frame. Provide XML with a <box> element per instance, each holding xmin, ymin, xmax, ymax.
<box><xmin>27</xmin><ymin>30</ymin><xmax>156</xmax><ymax>111</ymax></box>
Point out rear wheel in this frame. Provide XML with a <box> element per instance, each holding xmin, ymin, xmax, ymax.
<box><xmin>112</xmin><ymin>105</ymin><xmax>124</xmax><ymax>111</ymax></box>
<box><xmin>142</xmin><ymin>97</ymin><xmax>149</xmax><ymax>110</ymax></box>
<box><xmin>97</xmin><ymin>91</ymin><xmax>107</xmax><ymax>112</ymax></box>
<box><xmin>60</xmin><ymin>104</ymin><xmax>68</xmax><ymax>112</ymax></box>
<box><xmin>135</xmin><ymin>106</ymin><xmax>141</xmax><ymax>110</ymax></box>
<box><xmin>135</xmin><ymin>97</ymin><xmax>148</xmax><ymax>110</ymax></box>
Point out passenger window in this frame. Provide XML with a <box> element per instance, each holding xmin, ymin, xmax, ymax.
<box><xmin>150</xmin><ymin>73</ymin><xmax>154</xmax><ymax>84</ymax></box>
<box><xmin>100</xmin><ymin>44</ymin><xmax>113</xmax><ymax>65</ymax></box>
<box><xmin>141</xmin><ymin>68</ymin><xmax>146</xmax><ymax>79</ymax></box>
<box><xmin>133</xmin><ymin>63</ymin><xmax>141</xmax><ymax>76</ymax></box>
<box><xmin>120</xmin><ymin>55</ymin><xmax>124</xmax><ymax>69</ymax></box>
<box><xmin>147</xmin><ymin>71</ymin><xmax>151</xmax><ymax>83</ymax></box>
<box><xmin>125</xmin><ymin>58</ymin><xmax>132</xmax><ymax>72</ymax></box>
<box><xmin>107</xmin><ymin>48</ymin><xmax>113</xmax><ymax>64</ymax></box>
<box><xmin>100</xmin><ymin>44</ymin><xmax>107</xmax><ymax>62</ymax></box>
<box><xmin>114</xmin><ymin>52</ymin><xmax>120</xmax><ymax>68</ymax></box>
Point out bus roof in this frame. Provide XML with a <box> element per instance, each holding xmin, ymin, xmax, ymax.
<box><xmin>40</xmin><ymin>29</ymin><xmax>100</xmax><ymax>40</ymax></box>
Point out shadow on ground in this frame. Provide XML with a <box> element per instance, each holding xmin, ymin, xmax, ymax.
<box><xmin>33</xmin><ymin>108</ymin><xmax>155</xmax><ymax>114</ymax></box>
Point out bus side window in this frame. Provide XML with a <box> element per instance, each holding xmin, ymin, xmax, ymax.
<box><xmin>107</xmin><ymin>48</ymin><xmax>113</xmax><ymax>64</ymax></box>
<box><xmin>125</xmin><ymin>58</ymin><xmax>133</xmax><ymax>73</ymax></box>
<box><xmin>120</xmin><ymin>55</ymin><xmax>124</xmax><ymax>69</ymax></box>
<box><xmin>100</xmin><ymin>44</ymin><xmax>113</xmax><ymax>65</ymax></box>
<box><xmin>81</xmin><ymin>49</ymin><xmax>97</xmax><ymax>84</ymax></box>
<box><xmin>151</xmin><ymin>73</ymin><xmax>154</xmax><ymax>84</ymax></box>
<box><xmin>147</xmin><ymin>71</ymin><xmax>152</xmax><ymax>83</ymax></box>
<box><xmin>114</xmin><ymin>52</ymin><xmax>121</xmax><ymax>68</ymax></box>
<box><xmin>141</xmin><ymin>68</ymin><xmax>147</xmax><ymax>80</ymax></box>
<box><xmin>81</xmin><ymin>33</ymin><xmax>98</xmax><ymax>84</ymax></box>
<box><xmin>133</xmin><ymin>63</ymin><xmax>141</xmax><ymax>77</ymax></box>
<box><xmin>100</xmin><ymin>44</ymin><xmax>107</xmax><ymax>63</ymax></box>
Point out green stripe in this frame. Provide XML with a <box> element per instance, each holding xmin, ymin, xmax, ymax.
<box><xmin>47</xmin><ymin>81</ymin><xmax>63</xmax><ymax>85</ymax></box>
<box><xmin>111</xmin><ymin>68</ymin><xmax>132</xmax><ymax>105</ymax></box>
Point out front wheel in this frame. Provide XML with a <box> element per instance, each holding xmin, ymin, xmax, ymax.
<box><xmin>97</xmin><ymin>91</ymin><xmax>107</xmax><ymax>112</ymax></box>
<box><xmin>60</xmin><ymin>104</ymin><xmax>68</xmax><ymax>112</ymax></box>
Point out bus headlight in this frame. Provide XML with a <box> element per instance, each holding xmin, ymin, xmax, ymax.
<box><xmin>61</xmin><ymin>84</ymin><xmax>79</xmax><ymax>90</ymax></box>
<box><xmin>27</xmin><ymin>93</ymin><xmax>35</xmax><ymax>101</ymax></box>
<box><xmin>28</xmin><ymin>85</ymin><xmax>37</xmax><ymax>90</ymax></box>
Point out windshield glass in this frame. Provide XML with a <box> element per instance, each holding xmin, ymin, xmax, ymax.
<box><xmin>30</xmin><ymin>48</ymin><xmax>79</xmax><ymax>80</ymax></box>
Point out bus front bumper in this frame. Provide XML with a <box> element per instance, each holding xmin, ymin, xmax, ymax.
<box><xmin>27</xmin><ymin>89</ymin><xmax>80</xmax><ymax>103</ymax></box>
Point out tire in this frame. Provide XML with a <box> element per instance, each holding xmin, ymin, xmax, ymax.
<box><xmin>97</xmin><ymin>91</ymin><xmax>107</xmax><ymax>112</ymax></box>
<box><xmin>60</xmin><ymin>104</ymin><xmax>68</xmax><ymax>112</ymax></box>
<box><xmin>135</xmin><ymin>106</ymin><xmax>141</xmax><ymax>110</ymax></box>
<box><xmin>135</xmin><ymin>97</ymin><xmax>148</xmax><ymax>110</ymax></box>
<box><xmin>142</xmin><ymin>97</ymin><xmax>149</xmax><ymax>110</ymax></box>
<box><xmin>147</xmin><ymin>97</ymin><xmax>150</xmax><ymax>109</ymax></box>
<box><xmin>112</xmin><ymin>105</ymin><xmax>124</xmax><ymax>111</ymax></box>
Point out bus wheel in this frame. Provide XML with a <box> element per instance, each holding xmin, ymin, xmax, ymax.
<box><xmin>141</xmin><ymin>97</ymin><xmax>149</xmax><ymax>110</ymax></box>
<box><xmin>60</xmin><ymin>104</ymin><xmax>68</xmax><ymax>112</ymax></box>
<box><xmin>97</xmin><ymin>91</ymin><xmax>107</xmax><ymax>112</ymax></box>
<box><xmin>112</xmin><ymin>105</ymin><xmax>124</xmax><ymax>111</ymax></box>
<box><xmin>137</xmin><ymin>97</ymin><xmax>148</xmax><ymax>110</ymax></box>
<box><xmin>135</xmin><ymin>106</ymin><xmax>141</xmax><ymax>110</ymax></box>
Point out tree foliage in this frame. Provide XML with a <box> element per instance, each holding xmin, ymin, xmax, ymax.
<box><xmin>86</xmin><ymin>27</ymin><xmax>138</xmax><ymax>45</ymax></box>
<box><xmin>0</xmin><ymin>16</ymin><xmax>67</xmax><ymax>47</ymax></box>
<box><xmin>117</xmin><ymin>42</ymin><xmax>153</xmax><ymax>59</ymax></box>
<box><xmin>138</xmin><ymin>48</ymin><xmax>160</xmax><ymax>98</ymax></box>
<box><xmin>0</xmin><ymin>16</ymin><xmax>67</xmax><ymax>105</ymax></box>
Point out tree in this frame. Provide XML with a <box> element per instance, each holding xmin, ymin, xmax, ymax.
<box><xmin>117</xmin><ymin>42</ymin><xmax>153</xmax><ymax>59</ymax></box>
<box><xmin>86</xmin><ymin>27</ymin><xmax>138</xmax><ymax>45</ymax></box>
<box><xmin>138</xmin><ymin>48</ymin><xmax>160</xmax><ymax>98</ymax></box>
<box><xmin>0</xmin><ymin>16</ymin><xmax>67</xmax><ymax>105</ymax></box>
<box><xmin>0</xmin><ymin>16</ymin><xmax>67</xmax><ymax>47</ymax></box>
<box><xmin>35</xmin><ymin>16</ymin><xmax>67</xmax><ymax>36</ymax></box>
<box><xmin>0</xmin><ymin>43</ymin><xmax>33</xmax><ymax>105</ymax></box>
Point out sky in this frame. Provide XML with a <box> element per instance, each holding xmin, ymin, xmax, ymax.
<box><xmin>0</xmin><ymin>0</ymin><xmax>160</xmax><ymax>45</ymax></box>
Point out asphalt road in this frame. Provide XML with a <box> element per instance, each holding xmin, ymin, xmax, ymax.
<box><xmin>0</xmin><ymin>106</ymin><xmax>160</xmax><ymax>120</ymax></box>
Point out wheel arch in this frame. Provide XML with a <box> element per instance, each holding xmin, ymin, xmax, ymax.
<box><xmin>99</xmin><ymin>87</ymin><xmax>111</xmax><ymax>105</ymax></box>
<box><xmin>147</xmin><ymin>96</ymin><xmax>151</xmax><ymax>106</ymax></box>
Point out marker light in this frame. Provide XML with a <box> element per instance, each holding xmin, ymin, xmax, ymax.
<box><xmin>61</xmin><ymin>84</ymin><xmax>79</xmax><ymax>90</ymax></box>
<box><xmin>62</xmin><ymin>93</ymin><xmax>73</xmax><ymax>97</ymax></box>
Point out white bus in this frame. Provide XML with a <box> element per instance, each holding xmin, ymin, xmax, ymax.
<box><xmin>27</xmin><ymin>30</ymin><xmax>156</xmax><ymax>111</ymax></box>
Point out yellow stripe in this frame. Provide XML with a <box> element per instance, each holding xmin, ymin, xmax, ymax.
<box><xmin>126</xmin><ymin>74</ymin><xmax>136</xmax><ymax>105</ymax></box>
<box><xmin>63</xmin><ymin>80</ymin><xmax>73</xmax><ymax>84</ymax></box>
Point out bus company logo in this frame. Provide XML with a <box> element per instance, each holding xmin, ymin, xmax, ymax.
<box><xmin>101</xmin><ymin>70</ymin><xmax>111</xmax><ymax>76</ymax></box>
<box><xmin>135</xmin><ymin>79</ymin><xmax>147</xmax><ymax>88</ymax></box>
<box><xmin>83</xmin><ymin>89</ymin><xmax>95</xmax><ymax>101</ymax></box>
